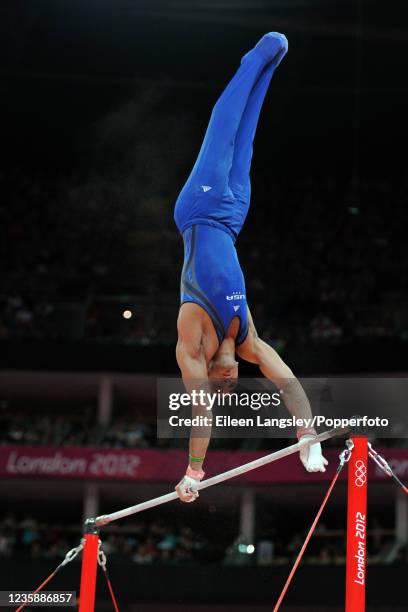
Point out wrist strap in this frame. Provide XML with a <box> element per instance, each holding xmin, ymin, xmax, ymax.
<box><xmin>186</xmin><ymin>465</ymin><xmax>205</xmax><ymax>481</ymax></box>
<box><xmin>189</xmin><ymin>454</ymin><xmax>206</xmax><ymax>462</ymax></box>
<box><xmin>297</xmin><ymin>426</ymin><xmax>317</xmax><ymax>439</ymax></box>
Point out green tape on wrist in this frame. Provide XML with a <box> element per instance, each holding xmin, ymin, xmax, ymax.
<box><xmin>189</xmin><ymin>454</ymin><xmax>205</xmax><ymax>462</ymax></box>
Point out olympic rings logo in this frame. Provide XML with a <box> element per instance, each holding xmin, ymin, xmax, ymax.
<box><xmin>355</xmin><ymin>459</ymin><xmax>367</xmax><ymax>487</ymax></box>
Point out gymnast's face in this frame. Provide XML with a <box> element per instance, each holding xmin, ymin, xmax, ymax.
<box><xmin>208</xmin><ymin>350</ymin><xmax>238</xmax><ymax>390</ymax></box>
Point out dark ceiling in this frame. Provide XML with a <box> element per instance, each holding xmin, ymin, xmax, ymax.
<box><xmin>0</xmin><ymin>1</ymin><xmax>406</xmax><ymax>175</ymax></box>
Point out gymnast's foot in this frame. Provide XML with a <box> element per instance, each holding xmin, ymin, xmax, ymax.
<box><xmin>256</xmin><ymin>32</ymin><xmax>288</xmax><ymax>64</ymax></box>
<box><xmin>242</xmin><ymin>32</ymin><xmax>288</xmax><ymax>66</ymax></box>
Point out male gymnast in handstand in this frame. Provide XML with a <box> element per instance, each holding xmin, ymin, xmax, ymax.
<box><xmin>174</xmin><ymin>33</ymin><xmax>327</xmax><ymax>502</ymax></box>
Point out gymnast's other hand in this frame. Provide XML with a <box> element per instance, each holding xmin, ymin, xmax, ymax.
<box><xmin>299</xmin><ymin>436</ymin><xmax>328</xmax><ymax>473</ymax></box>
<box><xmin>175</xmin><ymin>466</ymin><xmax>205</xmax><ymax>502</ymax></box>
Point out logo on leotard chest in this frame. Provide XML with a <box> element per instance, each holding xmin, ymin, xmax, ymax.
<box><xmin>226</xmin><ymin>291</ymin><xmax>246</xmax><ymax>303</ymax></box>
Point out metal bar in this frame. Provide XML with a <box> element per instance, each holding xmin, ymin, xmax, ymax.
<box><xmin>95</xmin><ymin>426</ymin><xmax>348</xmax><ymax>527</ymax></box>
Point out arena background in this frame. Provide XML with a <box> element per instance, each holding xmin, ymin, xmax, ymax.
<box><xmin>1</xmin><ymin>1</ymin><xmax>407</xmax><ymax>610</ymax></box>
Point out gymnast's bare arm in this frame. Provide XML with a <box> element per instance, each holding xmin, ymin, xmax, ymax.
<box><xmin>237</xmin><ymin>309</ymin><xmax>313</xmax><ymax>423</ymax></box>
<box><xmin>236</xmin><ymin>309</ymin><xmax>328</xmax><ymax>472</ymax></box>
<box><xmin>175</xmin><ymin>303</ymin><xmax>218</xmax><ymax>502</ymax></box>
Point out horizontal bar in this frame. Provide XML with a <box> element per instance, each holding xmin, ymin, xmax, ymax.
<box><xmin>95</xmin><ymin>426</ymin><xmax>348</xmax><ymax>527</ymax></box>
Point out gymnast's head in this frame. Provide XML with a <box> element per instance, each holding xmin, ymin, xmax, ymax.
<box><xmin>208</xmin><ymin>337</ymin><xmax>238</xmax><ymax>390</ymax></box>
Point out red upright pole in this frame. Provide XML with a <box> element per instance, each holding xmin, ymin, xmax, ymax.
<box><xmin>79</xmin><ymin>522</ymin><xmax>99</xmax><ymax>612</ymax></box>
<box><xmin>345</xmin><ymin>435</ymin><xmax>368</xmax><ymax>612</ymax></box>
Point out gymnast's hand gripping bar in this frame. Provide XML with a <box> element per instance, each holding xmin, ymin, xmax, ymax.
<box><xmin>94</xmin><ymin>426</ymin><xmax>349</xmax><ymax>527</ymax></box>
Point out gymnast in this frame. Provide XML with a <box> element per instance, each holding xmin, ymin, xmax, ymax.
<box><xmin>174</xmin><ymin>33</ymin><xmax>327</xmax><ymax>502</ymax></box>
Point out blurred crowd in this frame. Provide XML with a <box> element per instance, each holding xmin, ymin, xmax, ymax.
<box><xmin>242</xmin><ymin>175</ymin><xmax>407</xmax><ymax>344</ymax></box>
<box><xmin>0</xmin><ymin>515</ymin><xmax>208</xmax><ymax>565</ymax></box>
<box><xmin>0</xmin><ymin>513</ymin><xmax>405</xmax><ymax>566</ymax></box>
<box><xmin>0</xmin><ymin>401</ymin><xmax>154</xmax><ymax>449</ymax></box>
<box><xmin>1</xmin><ymin>400</ymin><xmax>404</xmax><ymax>450</ymax></box>
<box><xmin>0</xmin><ymin>401</ymin><xmax>286</xmax><ymax>451</ymax></box>
<box><xmin>1</xmin><ymin>167</ymin><xmax>407</xmax><ymax>346</ymax></box>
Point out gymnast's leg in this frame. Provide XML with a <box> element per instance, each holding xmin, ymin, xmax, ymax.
<box><xmin>181</xmin><ymin>33</ymin><xmax>288</xmax><ymax>200</ymax></box>
<box><xmin>229</xmin><ymin>50</ymin><xmax>286</xmax><ymax>205</ymax></box>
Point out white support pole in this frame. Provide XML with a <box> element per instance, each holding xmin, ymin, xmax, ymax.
<box><xmin>395</xmin><ymin>488</ymin><xmax>408</xmax><ymax>544</ymax></box>
<box><xmin>98</xmin><ymin>376</ymin><xmax>113</xmax><ymax>426</ymax></box>
<box><xmin>240</xmin><ymin>488</ymin><xmax>255</xmax><ymax>544</ymax></box>
<box><xmin>83</xmin><ymin>484</ymin><xmax>99</xmax><ymax>523</ymax></box>
<box><xmin>95</xmin><ymin>426</ymin><xmax>347</xmax><ymax>527</ymax></box>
